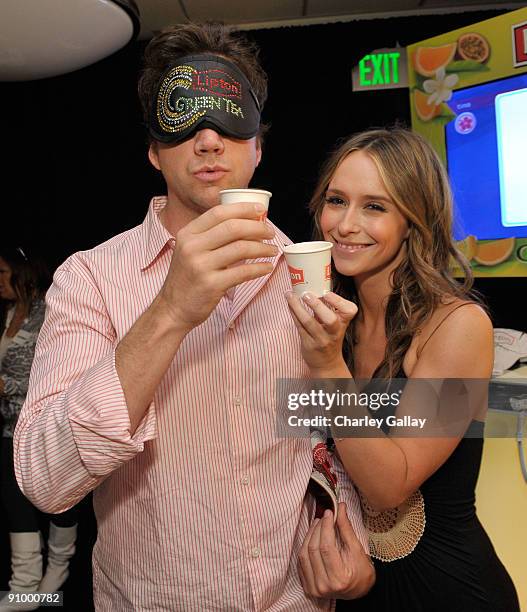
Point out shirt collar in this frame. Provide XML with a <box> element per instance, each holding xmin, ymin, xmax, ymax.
<box><xmin>140</xmin><ymin>196</ymin><xmax>175</xmax><ymax>271</ymax></box>
<box><xmin>139</xmin><ymin>196</ymin><xmax>289</xmax><ymax>271</ymax></box>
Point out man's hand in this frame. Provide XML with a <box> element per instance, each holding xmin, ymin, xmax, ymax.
<box><xmin>298</xmin><ymin>502</ymin><xmax>375</xmax><ymax>600</ymax></box>
<box><xmin>158</xmin><ymin>202</ymin><xmax>278</xmax><ymax>332</ymax></box>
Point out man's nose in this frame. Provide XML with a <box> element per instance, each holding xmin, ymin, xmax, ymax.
<box><xmin>194</xmin><ymin>128</ymin><xmax>225</xmax><ymax>154</ymax></box>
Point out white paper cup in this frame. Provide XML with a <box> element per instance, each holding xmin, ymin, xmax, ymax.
<box><xmin>283</xmin><ymin>241</ymin><xmax>333</xmax><ymax>297</ymax></box>
<box><xmin>219</xmin><ymin>188</ymin><xmax>272</xmax><ymax>220</ymax></box>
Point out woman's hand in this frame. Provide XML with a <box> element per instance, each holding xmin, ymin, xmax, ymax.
<box><xmin>285</xmin><ymin>291</ymin><xmax>357</xmax><ymax>376</ymax></box>
<box><xmin>298</xmin><ymin>502</ymin><xmax>375</xmax><ymax>600</ymax></box>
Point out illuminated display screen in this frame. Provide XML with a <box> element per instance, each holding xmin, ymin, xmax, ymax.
<box><xmin>445</xmin><ymin>73</ymin><xmax>527</xmax><ymax>240</ymax></box>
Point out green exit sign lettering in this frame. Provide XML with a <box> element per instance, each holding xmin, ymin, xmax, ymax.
<box><xmin>352</xmin><ymin>47</ymin><xmax>408</xmax><ymax>91</ymax></box>
<box><xmin>360</xmin><ymin>52</ymin><xmax>400</xmax><ymax>85</ymax></box>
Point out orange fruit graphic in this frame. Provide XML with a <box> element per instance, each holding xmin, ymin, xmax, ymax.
<box><xmin>473</xmin><ymin>238</ymin><xmax>515</xmax><ymax>266</ymax></box>
<box><xmin>456</xmin><ymin>235</ymin><xmax>477</xmax><ymax>261</ymax></box>
<box><xmin>414</xmin><ymin>43</ymin><xmax>457</xmax><ymax>77</ymax></box>
<box><xmin>413</xmin><ymin>89</ymin><xmax>441</xmax><ymax>122</ymax></box>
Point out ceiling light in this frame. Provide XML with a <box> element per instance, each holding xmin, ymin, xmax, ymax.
<box><xmin>0</xmin><ymin>0</ymin><xmax>140</xmax><ymax>81</ymax></box>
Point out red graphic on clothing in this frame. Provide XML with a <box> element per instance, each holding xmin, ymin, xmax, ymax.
<box><xmin>288</xmin><ymin>265</ymin><xmax>305</xmax><ymax>286</ymax></box>
<box><xmin>313</xmin><ymin>442</ymin><xmax>338</xmax><ymax>490</ymax></box>
<box><xmin>192</xmin><ymin>69</ymin><xmax>242</xmax><ymax>98</ymax></box>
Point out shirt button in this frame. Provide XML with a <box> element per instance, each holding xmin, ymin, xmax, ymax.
<box><xmin>234</xmin><ymin>396</ymin><xmax>241</xmax><ymax>406</ymax></box>
<box><xmin>251</xmin><ymin>547</ymin><xmax>261</xmax><ymax>558</ymax></box>
<box><xmin>228</xmin><ymin>322</ymin><xmax>235</xmax><ymax>329</ymax></box>
<box><xmin>241</xmin><ymin>475</ymin><xmax>249</xmax><ymax>485</ymax></box>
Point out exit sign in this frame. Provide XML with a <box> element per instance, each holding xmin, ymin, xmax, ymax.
<box><xmin>352</xmin><ymin>47</ymin><xmax>408</xmax><ymax>91</ymax></box>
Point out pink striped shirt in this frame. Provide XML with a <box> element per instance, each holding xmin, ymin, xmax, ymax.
<box><xmin>14</xmin><ymin>197</ymin><xmax>367</xmax><ymax>611</ymax></box>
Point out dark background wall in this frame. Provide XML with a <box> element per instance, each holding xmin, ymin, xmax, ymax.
<box><xmin>0</xmin><ymin>9</ymin><xmax>523</xmax><ymax>329</ymax></box>
<box><xmin>0</xmin><ymin>9</ymin><xmax>524</xmax><ymax>610</ymax></box>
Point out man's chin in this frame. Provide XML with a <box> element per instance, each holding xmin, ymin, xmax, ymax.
<box><xmin>188</xmin><ymin>190</ymin><xmax>223</xmax><ymax>214</ymax></box>
<box><xmin>194</xmin><ymin>181</ymin><xmax>246</xmax><ymax>209</ymax></box>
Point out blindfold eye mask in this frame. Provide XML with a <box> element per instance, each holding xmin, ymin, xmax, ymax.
<box><xmin>149</xmin><ymin>54</ymin><xmax>261</xmax><ymax>144</ymax></box>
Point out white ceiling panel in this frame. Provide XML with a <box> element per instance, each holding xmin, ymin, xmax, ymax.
<box><xmin>137</xmin><ymin>0</ymin><xmax>188</xmax><ymax>37</ymax></box>
<box><xmin>135</xmin><ymin>0</ymin><xmax>526</xmax><ymax>37</ymax></box>
<box><xmin>306</xmin><ymin>0</ymin><xmax>420</xmax><ymax>17</ymax></box>
<box><xmin>184</xmin><ymin>0</ymin><xmax>304</xmax><ymax>23</ymax></box>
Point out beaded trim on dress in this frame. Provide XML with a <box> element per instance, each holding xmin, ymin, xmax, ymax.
<box><xmin>359</xmin><ymin>489</ymin><xmax>426</xmax><ymax>562</ymax></box>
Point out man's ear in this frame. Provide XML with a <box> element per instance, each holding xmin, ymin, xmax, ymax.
<box><xmin>148</xmin><ymin>142</ymin><xmax>161</xmax><ymax>171</ymax></box>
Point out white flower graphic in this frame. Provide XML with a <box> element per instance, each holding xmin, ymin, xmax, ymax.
<box><xmin>423</xmin><ymin>67</ymin><xmax>459</xmax><ymax>106</ymax></box>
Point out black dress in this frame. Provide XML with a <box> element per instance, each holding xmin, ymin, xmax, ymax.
<box><xmin>337</xmin><ymin>381</ymin><xmax>520</xmax><ymax>612</ymax></box>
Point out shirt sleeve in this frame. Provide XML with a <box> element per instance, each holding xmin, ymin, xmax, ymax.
<box><xmin>13</xmin><ymin>256</ymin><xmax>158</xmax><ymax>514</ymax></box>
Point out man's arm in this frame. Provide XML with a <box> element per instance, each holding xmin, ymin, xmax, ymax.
<box><xmin>14</xmin><ymin>257</ymin><xmax>158</xmax><ymax>514</ymax></box>
<box><xmin>115</xmin><ymin>296</ymin><xmax>189</xmax><ymax>434</ymax></box>
<box><xmin>15</xmin><ymin>202</ymin><xmax>276</xmax><ymax>513</ymax></box>
<box><xmin>116</xmin><ymin>202</ymin><xmax>276</xmax><ymax>432</ymax></box>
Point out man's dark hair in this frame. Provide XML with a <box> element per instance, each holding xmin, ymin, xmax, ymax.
<box><xmin>138</xmin><ymin>22</ymin><xmax>268</xmax><ymax>144</ymax></box>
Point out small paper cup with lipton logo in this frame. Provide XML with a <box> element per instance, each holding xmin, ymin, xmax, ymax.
<box><xmin>283</xmin><ymin>241</ymin><xmax>333</xmax><ymax>297</ymax></box>
<box><xmin>219</xmin><ymin>189</ymin><xmax>272</xmax><ymax>221</ymax></box>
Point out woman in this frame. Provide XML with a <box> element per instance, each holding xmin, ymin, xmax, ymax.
<box><xmin>0</xmin><ymin>247</ymin><xmax>78</xmax><ymax>610</ymax></box>
<box><xmin>286</xmin><ymin>129</ymin><xmax>519</xmax><ymax>611</ymax></box>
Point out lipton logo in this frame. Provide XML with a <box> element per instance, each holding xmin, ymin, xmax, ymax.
<box><xmin>513</xmin><ymin>21</ymin><xmax>527</xmax><ymax>67</ymax></box>
<box><xmin>192</xmin><ymin>69</ymin><xmax>242</xmax><ymax>99</ymax></box>
<box><xmin>325</xmin><ymin>264</ymin><xmax>331</xmax><ymax>280</ymax></box>
<box><xmin>288</xmin><ymin>265</ymin><xmax>305</xmax><ymax>286</ymax></box>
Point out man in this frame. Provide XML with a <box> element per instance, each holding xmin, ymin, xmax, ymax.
<box><xmin>14</xmin><ymin>23</ymin><xmax>372</xmax><ymax>610</ymax></box>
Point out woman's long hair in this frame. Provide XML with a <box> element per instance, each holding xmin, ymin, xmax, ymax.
<box><xmin>310</xmin><ymin>128</ymin><xmax>479</xmax><ymax>378</ymax></box>
<box><xmin>0</xmin><ymin>246</ymin><xmax>51</xmax><ymax>330</ymax></box>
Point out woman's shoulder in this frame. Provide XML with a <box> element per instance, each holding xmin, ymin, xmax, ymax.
<box><xmin>433</xmin><ymin>296</ymin><xmax>489</xmax><ymax>330</ymax></box>
<box><xmin>421</xmin><ymin>296</ymin><xmax>489</xmax><ymax>337</ymax></box>
<box><xmin>404</xmin><ymin>296</ymin><xmax>492</xmax><ymax>376</ymax></box>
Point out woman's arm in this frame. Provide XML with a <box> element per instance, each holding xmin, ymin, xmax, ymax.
<box><xmin>287</xmin><ymin>293</ymin><xmax>493</xmax><ymax>511</ymax></box>
<box><xmin>336</xmin><ymin>304</ymin><xmax>492</xmax><ymax>510</ymax></box>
